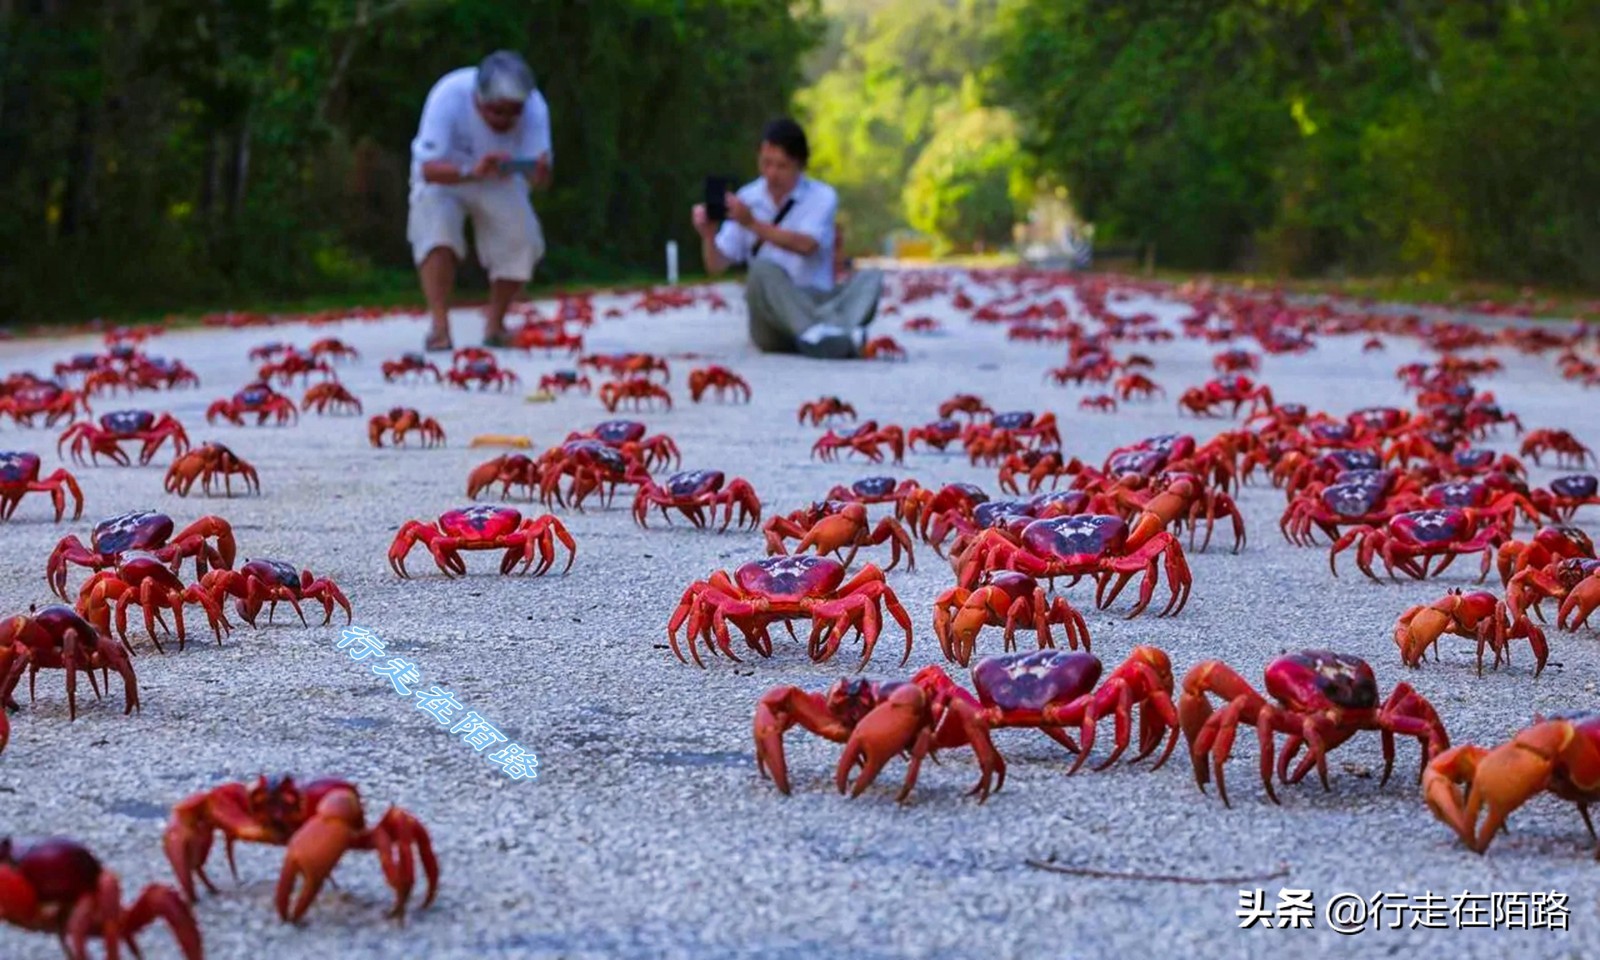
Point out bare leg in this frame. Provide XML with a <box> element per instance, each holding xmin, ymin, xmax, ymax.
<box><xmin>484</xmin><ymin>278</ymin><xmax>524</xmax><ymax>340</ymax></box>
<box><xmin>419</xmin><ymin>247</ymin><xmax>457</xmax><ymax>346</ymax></box>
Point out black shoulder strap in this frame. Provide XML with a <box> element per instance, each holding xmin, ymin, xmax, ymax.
<box><xmin>751</xmin><ymin>197</ymin><xmax>797</xmax><ymax>258</ymax></box>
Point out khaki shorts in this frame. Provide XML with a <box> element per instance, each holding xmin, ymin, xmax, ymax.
<box><xmin>407</xmin><ymin>180</ymin><xmax>545</xmax><ymax>282</ymax></box>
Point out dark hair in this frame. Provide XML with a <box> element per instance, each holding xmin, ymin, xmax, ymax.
<box><xmin>761</xmin><ymin>118</ymin><xmax>809</xmax><ymax>167</ymax></box>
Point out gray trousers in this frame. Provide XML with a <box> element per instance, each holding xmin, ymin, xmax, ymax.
<box><xmin>745</xmin><ymin>260</ymin><xmax>883</xmax><ymax>358</ymax></box>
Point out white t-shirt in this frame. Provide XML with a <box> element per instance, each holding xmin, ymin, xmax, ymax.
<box><xmin>714</xmin><ymin>175</ymin><xmax>837</xmax><ymax>292</ymax></box>
<box><xmin>410</xmin><ymin>67</ymin><xmax>552</xmax><ymax>191</ymax></box>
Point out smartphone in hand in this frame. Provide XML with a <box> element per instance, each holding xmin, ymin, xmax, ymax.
<box><xmin>498</xmin><ymin>157</ymin><xmax>546</xmax><ymax>175</ymax></box>
<box><xmin>704</xmin><ymin>176</ymin><xmax>733</xmax><ymax>222</ymax></box>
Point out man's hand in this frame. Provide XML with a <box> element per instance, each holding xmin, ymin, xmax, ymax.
<box><xmin>727</xmin><ymin>193</ymin><xmax>754</xmax><ymax>227</ymax></box>
<box><xmin>691</xmin><ymin>204</ymin><xmax>717</xmax><ymax>239</ymax></box>
<box><xmin>472</xmin><ymin>151</ymin><xmax>512</xmax><ymax>180</ymax></box>
<box><xmin>531</xmin><ymin>153</ymin><xmax>552</xmax><ymax>190</ymax></box>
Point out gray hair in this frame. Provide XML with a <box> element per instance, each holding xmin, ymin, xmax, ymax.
<box><xmin>476</xmin><ymin>51</ymin><xmax>535</xmax><ymax>103</ymax></box>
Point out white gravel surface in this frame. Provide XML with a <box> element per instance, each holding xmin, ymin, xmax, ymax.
<box><xmin>1</xmin><ymin>273</ymin><xmax>1597</xmax><ymax>960</ymax></box>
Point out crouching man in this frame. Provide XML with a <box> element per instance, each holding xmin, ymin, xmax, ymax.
<box><xmin>691</xmin><ymin>118</ymin><xmax>882</xmax><ymax>358</ymax></box>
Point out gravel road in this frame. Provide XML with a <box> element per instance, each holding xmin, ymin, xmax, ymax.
<box><xmin>1</xmin><ymin>273</ymin><xmax>1596</xmax><ymax>959</ymax></box>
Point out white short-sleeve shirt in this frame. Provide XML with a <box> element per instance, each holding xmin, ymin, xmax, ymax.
<box><xmin>714</xmin><ymin>175</ymin><xmax>837</xmax><ymax>292</ymax></box>
<box><xmin>410</xmin><ymin>67</ymin><xmax>552</xmax><ymax>193</ymax></box>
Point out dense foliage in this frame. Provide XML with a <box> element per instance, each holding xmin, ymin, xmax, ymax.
<box><xmin>2</xmin><ymin>0</ymin><xmax>821</xmax><ymax>321</ymax></box>
<box><xmin>798</xmin><ymin>0</ymin><xmax>1021</xmax><ymax>254</ymax></box>
<box><xmin>993</xmin><ymin>0</ymin><xmax>1600</xmax><ymax>285</ymax></box>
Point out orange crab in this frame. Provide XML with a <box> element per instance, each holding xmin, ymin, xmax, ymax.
<box><xmin>1393</xmin><ymin>589</ymin><xmax>1548</xmax><ymax>676</ymax></box>
<box><xmin>932</xmin><ymin>571</ymin><xmax>1090</xmax><ymax>667</ymax></box>
<box><xmin>164</xmin><ymin>775</ymin><xmax>437</xmax><ymax>922</ymax></box>
<box><xmin>368</xmin><ymin>408</ymin><xmax>445</xmax><ymax>448</ymax></box>
<box><xmin>164</xmin><ymin>443</ymin><xmax>260</xmax><ymax>497</ymax></box>
<box><xmin>1424</xmin><ymin>713</ymin><xmax>1600</xmax><ymax>856</ymax></box>
<box><xmin>686</xmin><ymin>365</ymin><xmax>751</xmax><ymax>403</ymax></box>
<box><xmin>301</xmin><ymin>382</ymin><xmax>363</xmax><ymax>415</ymax></box>
<box><xmin>763</xmin><ymin>501</ymin><xmax>916</xmax><ymax>571</ymax></box>
<box><xmin>598</xmin><ymin>377</ymin><xmax>672</xmax><ymax>412</ymax></box>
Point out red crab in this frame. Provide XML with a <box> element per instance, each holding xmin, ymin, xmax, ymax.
<box><xmin>1330</xmin><ymin>508</ymin><xmax>1505</xmax><ymax>582</ymax></box>
<box><xmin>667</xmin><ymin>555</ymin><xmax>913</xmax><ymax>668</ymax></box>
<box><xmin>632</xmin><ymin>469</ymin><xmax>761</xmax><ymax>530</ymax></box>
<box><xmin>466</xmin><ymin>453</ymin><xmax>541</xmax><ymax>501</ymax></box>
<box><xmin>1212</xmin><ymin>349</ymin><xmax>1259</xmax><ymax>373</ymax></box>
<box><xmin>258</xmin><ymin>350</ymin><xmax>335</xmax><ymax>385</ymax></box>
<box><xmin>388</xmin><ymin>505</ymin><xmax>575</xmax><ymax>578</ymax></box>
<box><xmin>953</xmin><ymin>513</ymin><xmax>1193</xmax><ymax>617</ymax></box>
<box><xmin>537</xmin><ymin>370</ymin><xmax>591</xmax><ymax>395</ymax></box>
<box><xmin>536</xmin><ymin>440</ymin><xmax>651</xmax><ymax>510</ymax></box>
<box><xmin>1555</xmin><ymin>561</ymin><xmax>1600</xmax><ymax>631</ymax></box>
<box><xmin>0</xmin><ymin>381</ymin><xmax>91</xmax><ymax>428</ymax></box>
<box><xmin>76</xmin><ymin>553</ymin><xmax>232</xmax><ymax>652</ymax></box>
<box><xmin>1</xmin><ymin>604</ymin><xmax>140</xmax><ymax>725</ymax></box>
<box><xmin>1079</xmin><ymin>395</ymin><xmax>1118</xmax><ymax>413</ymax></box>
<box><xmin>932</xmin><ymin>571</ymin><xmax>1090</xmax><ymax>666</ymax></box>
<box><xmin>1114</xmin><ymin>373</ymin><xmax>1165</xmax><ymax>401</ymax></box>
<box><xmin>902</xmin><ymin>316</ymin><xmax>942</xmax><ymax>334</ymax></box>
<box><xmin>1497</xmin><ymin>524</ymin><xmax>1594</xmax><ymax>586</ymax></box>
<box><xmin>47</xmin><ymin>510</ymin><xmax>237</xmax><ymax>599</ymax></box>
<box><xmin>937</xmin><ymin>393</ymin><xmax>993</xmax><ymax>422</ymax></box>
<box><xmin>797</xmin><ymin>395</ymin><xmax>858</xmax><ymax>426</ymax></box>
<box><xmin>823</xmin><ymin>476</ymin><xmax>925</xmax><ymax>515</ymax></box>
<box><xmin>859</xmin><ymin>336</ymin><xmax>906</xmax><ymax>360</ymax></box>
<box><xmin>962</xmin><ymin>411</ymin><xmax>1061</xmax><ymax>463</ymax></box>
<box><xmin>1394</xmin><ymin>589</ymin><xmax>1548</xmax><ymax>676</ymax></box>
<box><xmin>579</xmin><ymin>352</ymin><xmax>670</xmax><ymax>382</ymax></box>
<box><xmin>307</xmin><ymin>337</ymin><xmax>360</xmax><ymax>362</ymax></box>
<box><xmin>0</xmin><ymin>451</ymin><xmax>83</xmax><ymax>522</ymax></box>
<box><xmin>687</xmin><ymin>365</ymin><xmax>751</xmax><ymax>403</ymax></box>
<box><xmin>206</xmin><ymin>382</ymin><xmax>298</xmax><ymax>426</ymax></box>
<box><xmin>598</xmin><ymin>377</ymin><xmax>672</xmax><ymax>411</ymax></box>
<box><xmin>199</xmin><ymin>560</ymin><xmax>351</xmax><ymax>627</ymax></box>
<box><xmin>1179</xmin><ymin>650</ymin><xmax>1449</xmax><ymax>806</ymax></box>
<box><xmin>1533</xmin><ymin>474</ymin><xmax>1600</xmax><ymax>521</ymax></box>
<box><xmin>812</xmin><ymin>420</ymin><xmax>906</xmax><ymax>464</ymax></box>
<box><xmin>164</xmin><ymin>775</ymin><xmax>437</xmax><ymax>922</ymax></box>
<box><xmin>380</xmin><ymin>353</ymin><xmax>442</xmax><ymax>383</ymax></box>
<box><xmin>1280</xmin><ymin>475</ymin><xmax>1421</xmax><ymax>546</ymax></box>
<box><xmin>1520</xmin><ymin>429</ymin><xmax>1596</xmax><ymax>469</ymax></box>
<box><xmin>906</xmin><ymin>418</ymin><xmax>963</xmax><ymax>452</ymax></box>
<box><xmin>447</xmin><ymin>348</ymin><xmax>520</xmax><ymax>390</ymax></box>
<box><xmin>1423</xmin><ymin>713</ymin><xmax>1600</xmax><ymax>856</ymax></box>
<box><xmin>248</xmin><ymin>342</ymin><xmax>291</xmax><ymax>363</ymax></box>
<box><xmin>368</xmin><ymin>407</ymin><xmax>445</xmax><ymax>448</ymax></box>
<box><xmin>564</xmin><ymin>420</ymin><xmax>680</xmax><ymax>471</ymax></box>
<box><xmin>1177</xmin><ymin>375</ymin><xmax>1274</xmax><ymax>418</ymax></box>
<box><xmin>901</xmin><ymin>482</ymin><xmax>989</xmax><ymax>550</ymax></box>
<box><xmin>164</xmin><ymin>443</ymin><xmax>260</xmax><ymax>497</ymax></box>
<box><xmin>0</xmin><ymin>837</ymin><xmax>202</xmax><ymax>960</ymax></box>
<box><xmin>753</xmin><ymin>665</ymin><xmax>1005</xmax><ymax>802</ymax></box>
<box><xmin>301</xmin><ymin>382</ymin><xmax>363</xmax><ymax>415</ymax></box>
<box><xmin>57</xmin><ymin>410</ymin><xmax>191</xmax><ymax>466</ymax></box>
<box><xmin>763</xmin><ymin>501</ymin><xmax>916</xmax><ymax>571</ymax></box>
<box><xmin>510</xmin><ymin>321</ymin><xmax>583</xmax><ymax>355</ymax></box>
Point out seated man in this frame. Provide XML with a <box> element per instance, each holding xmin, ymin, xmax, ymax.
<box><xmin>691</xmin><ymin>118</ymin><xmax>882</xmax><ymax>359</ymax></box>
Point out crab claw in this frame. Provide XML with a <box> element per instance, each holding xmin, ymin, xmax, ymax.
<box><xmin>835</xmin><ymin>684</ymin><xmax>935</xmax><ymax>802</ymax></box>
<box><xmin>123</xmin><ymin>881</ymin><xmax>205</xmax><ymax>960</ymax></box>
<box><xmin>274</xmin><ymin>789</ymin><xmax>438</xmax><ymax>924</ymax></box>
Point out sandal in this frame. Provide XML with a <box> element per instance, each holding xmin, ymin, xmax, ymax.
<box><xmin>482</xmin><ymin>328</ymin><xmax>511</xmax><ymax>349</ymax></box>
<box><xmin>423</xmin><ymin>331</ymin><xmax>453</xmax><ymax>353</ymax></box>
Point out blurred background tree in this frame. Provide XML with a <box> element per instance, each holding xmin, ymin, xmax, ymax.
<box><xmin>991</xmin><ymin>0</ymin><xmax>1600</xmax><ymax>287</ymax></box>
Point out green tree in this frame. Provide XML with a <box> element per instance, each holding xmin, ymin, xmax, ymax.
<box><xmin>902</xmin><ymin>106</ymin><xmax>1029</xmax><ymax>250</ymax></box>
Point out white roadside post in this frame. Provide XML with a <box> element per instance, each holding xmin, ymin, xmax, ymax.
<box><xmin>666</xmin><ymin>240</ymin><xmax>679</xmax><ymax>285</ymax></box>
